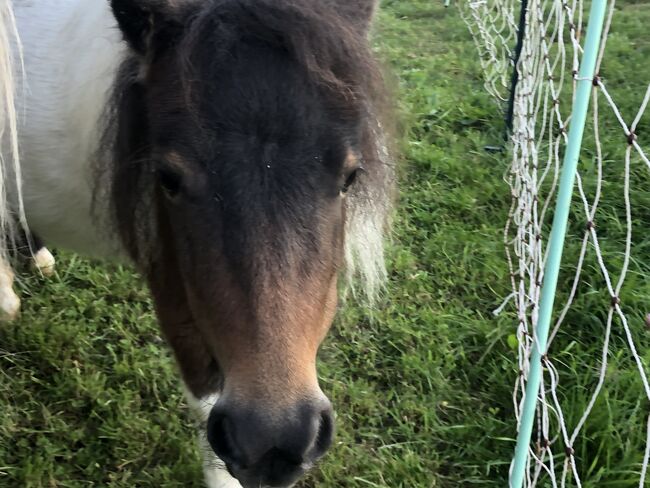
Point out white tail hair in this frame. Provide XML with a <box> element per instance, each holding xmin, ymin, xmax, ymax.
<box><xmin>0</xmin><ymin>0</ymin><xmax>28</xmax><ymax>261</ymax></box>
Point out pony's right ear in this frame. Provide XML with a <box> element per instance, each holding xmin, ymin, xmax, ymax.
<box><xmin>110</xmin><ymin>0</ymin><xmax>185</xmax><ymax>55</ymax></box>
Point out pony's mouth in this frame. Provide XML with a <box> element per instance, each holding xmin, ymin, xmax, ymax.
<box><xmin>227</xmin><ymin>459</ymin><xmax>310</xmax><ymax>488</ymax></box>
<box><xmin>238</xmin><ymin>480</ymin><xmax>299</xmax><ymax>488</ymax></box>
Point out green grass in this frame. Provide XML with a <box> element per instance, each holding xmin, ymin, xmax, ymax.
<box><xmin>2</xmin><ymin>1</ymin><xmax>650</xmax><ymax>486</ymax></box>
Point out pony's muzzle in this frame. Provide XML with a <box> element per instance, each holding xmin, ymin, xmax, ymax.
<box><xmin>207</xmin><ymin>395</ymin><xmax>334</xmax><ymax>487</ymax></box>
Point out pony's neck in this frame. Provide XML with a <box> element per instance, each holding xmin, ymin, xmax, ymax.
<box><xmin>11</xmin><ymin>0</ymin><xmax>126</xmax><ymax>258</ymax></box>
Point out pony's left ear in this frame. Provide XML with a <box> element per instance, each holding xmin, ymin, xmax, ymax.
<box><xmin>110</xmin><ymin>0</ymin><xmax>187</xmax><ymax>55</ymax></box>
<box><xmin>327</xmin><ymin>0</ymin><xmax>379</xmax><ymax>33</ymax></box>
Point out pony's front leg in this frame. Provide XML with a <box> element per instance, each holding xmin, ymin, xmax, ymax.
<box><xmin>0</xmin><ymin>234</ymin><xmax>55</xmax><ymax>321</ymax></box>
<box><xmin>0</xmin><ymin>259</ymin><xmax>19</xmax><ymax>320</ymax></box>
<box><xmin>185</xmin><ymin>389</ymin><xmax>243</xmax><ymax>488</ymax></box>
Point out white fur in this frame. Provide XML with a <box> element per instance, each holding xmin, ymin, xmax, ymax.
<box><xmin>0</xmin><ymin>2</ymin><xmax>22</xmax><ymax>321</ymax></box>
<box><xmin>184</xmin><ymin>388</ymin><xmax>243</xmax><ymax>488</ymax></box>
<box><xmin>0</xmin><ymin>1</ymin><xmax>27</xmax><ymax>253</ymax></box>
<box><xmin>184</xmin><ymin>387</ymin><xmax>220</xmax><ymax>424</ymax></box>
<box><xmin>8</xmin><ymin>0</ymin><xmax>125</xmax><ymax>259</ymax></box>
<box><xmin>344</xmin><ymin>128</ymin><xmax>393</xmax><ymax>303</ymax></box>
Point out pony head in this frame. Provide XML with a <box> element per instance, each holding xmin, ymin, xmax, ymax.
<box><xmin>106</xmin><ymin>1</ymin><xmax>392</xmax><ymax>485</ymax></box>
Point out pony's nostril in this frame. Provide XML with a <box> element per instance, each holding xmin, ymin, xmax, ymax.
<box><xmin>313</xmin><ymin>407</ymin><xmax>334</xmax><ymax>458</ymax></box>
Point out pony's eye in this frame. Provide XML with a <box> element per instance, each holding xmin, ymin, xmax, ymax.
<box><xmin>157</xmin><ymin>167</ymin><xmax>182</xmax><ymax>198</ymax></box>
<box><xmin>341</xmin><ymin>167</ymin><xmax>363</xmax><ymax>195</ymax></box>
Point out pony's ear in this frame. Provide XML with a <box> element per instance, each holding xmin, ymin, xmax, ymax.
<box><xmin>110</xmin><ymin>0</ymin><xmax>185</xmax><ymax>55</ymax></box>
<box><xmin>326</xmin><ymin>0</ymin><xmax>379</xmax><ymax>33</ymax></box>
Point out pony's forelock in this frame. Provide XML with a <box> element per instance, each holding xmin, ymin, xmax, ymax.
<box><xmin>179</xmin><ymin>0</ymin><xmax>394</xmax><ymax>305</ymax></box>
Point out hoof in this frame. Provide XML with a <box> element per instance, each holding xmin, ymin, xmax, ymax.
<box><xmin>0</xmin><ymin>263</ymin><xmax>19</xmax><ymax>321</ymax></box>
<box><xmin>0</xmin><ymin>286</ymin><xmax>20</xmax><ymax>321</ymax></box>
<box><xmin>33</xmin><ymin>247</ymin><xmax>55</xmax><ymax>277</ymax></box>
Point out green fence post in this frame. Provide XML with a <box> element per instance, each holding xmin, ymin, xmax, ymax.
<box><xmin>509</xmin><ymin>1</ymin><xmax>609</xmax><ymax>486</ymax></box>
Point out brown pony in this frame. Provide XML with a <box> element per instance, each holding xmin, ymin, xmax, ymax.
<box><xmin>2</xmin><ymin>1</ymin><xmax>393</xmax><ymax>486</ymax></box>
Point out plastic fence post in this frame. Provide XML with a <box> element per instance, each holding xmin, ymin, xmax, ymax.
<box><xmin>509</xmin><ymin>1</ymin><xmax>609</xmax><ymax>487</ymax></box>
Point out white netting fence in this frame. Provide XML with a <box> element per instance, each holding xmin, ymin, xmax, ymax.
<box><xmin>461</xmin><ymin>0</ymin><xmax>650</xmax><ymax>486</ymax></box>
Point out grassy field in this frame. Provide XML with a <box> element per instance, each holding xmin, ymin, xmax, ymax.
<box><xmin>2</xmin><ymin>0</ymin><xmax>650</xmax><ymax>486</ymax></box>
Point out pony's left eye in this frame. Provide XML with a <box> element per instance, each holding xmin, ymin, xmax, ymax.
<box><xmin>341</xmin><ymin>167</ymin><xmax>362</xmax><ymax>195</ymax></box>
<box><xmin>157</xmin><ymin>167</ymin><xmax>182</xmax><ymax>199</ymax></box>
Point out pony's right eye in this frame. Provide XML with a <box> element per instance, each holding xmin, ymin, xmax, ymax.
<box><xmin>157</xmin><ymin>167</ymin><xmax>182</xmax><ymax>198</ymax></box>
<box><xmin>341</xmin><ymin>166</ymin><xmax>363</xmax><ymax>195</ymax></box>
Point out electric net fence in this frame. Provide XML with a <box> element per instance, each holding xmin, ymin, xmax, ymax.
<box><xmin>461</xmin><ymin>0</ymin><xmax>650</xmax><ymax>486</ymax></box>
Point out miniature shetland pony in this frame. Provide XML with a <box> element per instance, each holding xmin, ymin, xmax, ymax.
<box><xmin>0</xmin><ymin>1</ymin><xmax>393</xmax><ymax>487</ymax></box>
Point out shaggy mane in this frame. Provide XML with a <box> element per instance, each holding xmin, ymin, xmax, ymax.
<box><xmin>179</xmin><ymin>0</ymin><xmax>395</xmax><ymax>301</ymax></box>
<box><xmin>101</xmin><ymin>0</ymin><xmax>395</xmax><ymax>302</ymax></box>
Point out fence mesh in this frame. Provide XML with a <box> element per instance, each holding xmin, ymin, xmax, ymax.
<box><xmin>461</xmin><ymin>0</ymin><xmax>650</xmax><ymax>485</ymax></box>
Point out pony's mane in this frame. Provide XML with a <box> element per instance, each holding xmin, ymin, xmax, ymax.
<box><xmin>182</xmin><ymin>0</ymin><xmax>383</xmax><ymax>105</ymax></box>
<box><xmin>179</xmin><ymin>0</ymin><xmax>395</xmax><ymax>302</ymax></box>
<box><xmin>102</xmin><ymin>0</ymin><xmax>394</xmax><ymax>303</ymax></box>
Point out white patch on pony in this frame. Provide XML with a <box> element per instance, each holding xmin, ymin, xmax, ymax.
<box><xmin>9</xmin><ymin>0</ymin><xmax>126</xmax><ymax>259</ymax></box>
<box><xmin>200</xmin><ymin>436</ymin><xmax>243</xmax><ymax>488</ymax></box>
<box><xmin>344</xmin><ymin>201</ymin><xmax>388</xmax><ymax>300</ymax></box>
<box><xmin>185</xmin><ymin>387</ymin><xmax>220</xmax><ymax>423</ymax></box>
<box><xmin>33</xmin><ymin>247</ymin><xmax>55</xmax><ymax>277</ymax></box>
<box><xmin>343</xmin><ymin>123</ymin><xmax>393</xmax><ymax>303</ymax></box>
<box><xmin>0</xmin><ymin>1</ymin><xmax>30</xmax><ymax>278</ymax></box>
<box><xmin>184</xmin><ymin>387</ymin><xmax>243</xmax><ymax>488</ymax></box>
<box><xmin>0</xmin><ymin>259</ymin><xmax>19</xmax><ymax>320</ymax></box>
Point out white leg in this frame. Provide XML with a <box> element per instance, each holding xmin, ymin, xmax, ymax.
<box><xmin>0</xmin><ymin>260</ymin><xmax>20</xmax><ymax>320</ymax></box>
<box><xmin>33</xmin><ymin>247</ymin><xmax>55</xmax><ymax>277</ymax></box>
<box><xmin>184</xmin><ymin>387</ymin><xmax>243</xmax><ymax>488</ymax></box>
<box><xmin>200</xmin><ymin>434</ymin><xmax>243</xmax><ymax>488</ymax></box>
